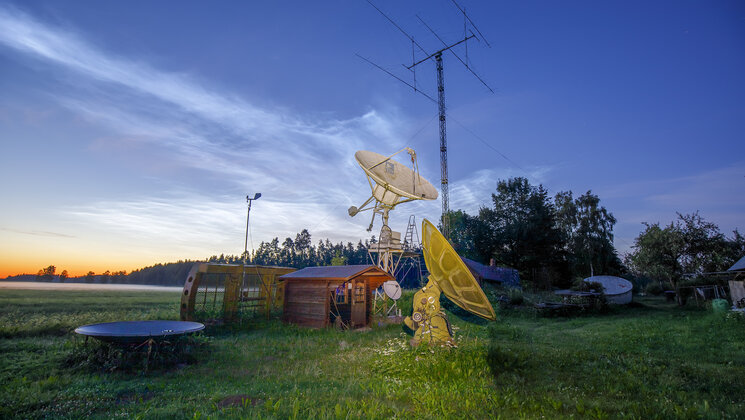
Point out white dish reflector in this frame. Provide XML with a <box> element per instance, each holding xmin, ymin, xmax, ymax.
<box><xmin>355</xmin><ymin>150</ymin><xmax>438</xmax><ymax>204</ymax></box>
<box><xmin>382</xmin><ymin>280</ymin><xmax>402</xmax><ymax>300</ymax></box>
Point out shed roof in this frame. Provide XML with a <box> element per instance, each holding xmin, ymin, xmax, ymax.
<box><xmin>462</xmin><ymin>258</ymin><xmax>498</xmax><ymax>281</ymax></box>
<box><xmin>729</xmin><ymin>256</ymin><xmax>745</xmax><ymax>272</ymax></box>
<box><xmin>279</xmin><ymin>264</ymin><xmax>389</xmax><ymax>281</ymax></box>
<box><xmin>461</xmin><ymin>257</ymin><xmax>520</xmax><ymax>287</ymax></box>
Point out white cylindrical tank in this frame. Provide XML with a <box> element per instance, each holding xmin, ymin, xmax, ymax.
<box><xmin>584</xmin><ymin>276</ymin><xmax>633</xmax><ymax>304</ymax></box>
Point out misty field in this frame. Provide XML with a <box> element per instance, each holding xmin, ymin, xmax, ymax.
<box><xmin>1</xmin><ymin>288</ymin><xmax>744</xmax><ymax>419</ymax></box>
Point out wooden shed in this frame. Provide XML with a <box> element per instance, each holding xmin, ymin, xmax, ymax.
<box><xmin>280</xmin><ymin>265</ymin><xmax>393</xmax><ymax>329</ymax></box>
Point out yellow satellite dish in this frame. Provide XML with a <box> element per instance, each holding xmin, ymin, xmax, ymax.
<box><xmin>421</xmin><ymin>218</ymin><xmax>496</xmax><ymax>321</ymax></box>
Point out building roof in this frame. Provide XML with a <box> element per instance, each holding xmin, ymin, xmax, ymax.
<box><xmin>729</xmin><ymin>255</ymin><xmax>745</xmax><ymax>272</ymax></box>
<box><xmin>461</xmin><ymin>257</ymin><xmax>521</xmax><ymax>287</ymax></box>
<box><xmin>279</xmin><ymin>264</ymin><xmax>389</xmax><ymax>281</ymax></box>
<box><xmin>462</xmin><ymin>258</ymin><xmax>495</xmax><ymax>280</ymax></box>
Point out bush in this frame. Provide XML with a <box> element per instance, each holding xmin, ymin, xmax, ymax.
<box><xmin>645</xmin><ymin>282</ymin><xmax>664</xmax><ymax>296</ymax></box>
<box><xmin>508</xmin><ymin>289</ymin><xmax>524</xmax><ymax>306</ymax></box>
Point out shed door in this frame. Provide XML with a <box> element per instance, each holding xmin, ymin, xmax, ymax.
<box><xmin>351</xmin><ymin>280</ymin><xmax>366</xmax><ymax>327</ymax></box>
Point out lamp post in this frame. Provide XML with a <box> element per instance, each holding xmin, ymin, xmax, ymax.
<box><xmin>243</xmin><ymin>193</ymin><xmax>261</xmax><ymax>263</ymax></box>
<box><xmin>240</xmin><ymin>193</ymin><xmax>261</xmax><ymax>322</ymax></box>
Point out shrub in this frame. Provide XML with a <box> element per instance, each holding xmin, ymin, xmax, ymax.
<box><xmin>508</xmin><ymin>289</ymin><xmax>524</xmax><ymax>306</ymax></box>
<box><xmin>645</xmin><ymin>282</ymin><xmax>664</xmax><ymax>296</ymax></box>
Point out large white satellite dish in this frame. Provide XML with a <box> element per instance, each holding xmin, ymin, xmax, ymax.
<box><xmin>354</xmin><ymin>150</ymin><xmax>438</xmax><ymax>205</ymax></box>
<box><xmin>348</xmin><ymin>148</ymin><xmax>437</xmax><ymax>276</ymax></box>
<box><xmin>348</xmin><ymin>148</ymin><xmax>437</xmax><ymax>231</ymax></box>
<box><xmin>382</xmin><ymin>280</ymin><xmax>402</xmax><ymax>300</ymax></box>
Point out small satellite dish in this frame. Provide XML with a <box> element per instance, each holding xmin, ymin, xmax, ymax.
<box><xmin>382</xmin><ymin>280</ymin><xmax>402</xmax><ymax>300</ymax></box>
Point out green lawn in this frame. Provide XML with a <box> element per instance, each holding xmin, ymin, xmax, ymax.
<box><xmin>1</xmin><ymin>289</ymin><xmax>744</xmax><ymax>419</ymax></box>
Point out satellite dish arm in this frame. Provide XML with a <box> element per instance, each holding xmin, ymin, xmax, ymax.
<box><xmin>369</xmin><ymin>147</ymin><xmax>419</xmax><ymax>171</ymax></box>
<box><xmin>349</xmin><ymin>196</ymin><xmax>375</xmax><ymax>217</ymax></box>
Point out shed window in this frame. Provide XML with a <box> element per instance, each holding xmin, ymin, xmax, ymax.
<box><xmin>335</xmin><ymin>284</ymin><xmax>348</xmax><ymax>304</ymax></box>
<box><xmin>353</xmin><ymin>284</ymin><xmax>365</xmax><ymax>303</ymax></box>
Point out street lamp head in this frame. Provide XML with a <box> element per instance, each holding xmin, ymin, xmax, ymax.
<box><xmin>253</xmin><ymin>193</ymin><xmax>262</xmax><ymax>200</ymax></box>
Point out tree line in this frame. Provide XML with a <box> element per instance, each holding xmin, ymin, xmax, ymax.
<box><xmin>447</xmin><ymin>177</ymin><xmax>743</xmax><ymax>291</ymax></box>
<box><xmin>19</xmin><ymin>236</ymin><xmax>421</xmax><ymax>287</ymax></box>
<box><xmin>15</xmin><ymin>176</ymin><xmax>743</xmax><ymax>291</ymax></box>
<box><xmin>625</xmin><ymin>212</ymin><xmax>744</xmax><ymax>293</ymax></box>
<box><xmin>447</xmin><ymin>177</ymin><xmax>622</xmax><ymax>290</ymax></box>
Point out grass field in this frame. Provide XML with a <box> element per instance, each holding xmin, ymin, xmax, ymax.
<box><xmin>1</xmin><ymin>288</ymin><xmax>744</xmax><ymax>419</ymax></box>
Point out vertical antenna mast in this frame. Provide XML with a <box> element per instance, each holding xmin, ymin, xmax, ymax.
<box><xmin>361</xmin><ymin>1</ymin><xmax>494</xmax><ymax>240</ymax></box>
<box><xmin>407</xmin><ymin>34</ymin><xmax>478</xmax><ymax>241</ymax></box>
<box><xmin>435</xmin><ymin>52</ymin><xmax>450</xmax><ymax>239</ymax></box>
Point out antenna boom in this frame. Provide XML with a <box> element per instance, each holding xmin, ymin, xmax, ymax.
<box><xmin>450</xmin><ymin>0</ymin><xmax>492</xmax><ymax>47</ymax></box>
<box><xmin>355</xmin><ymin>54</ymin><xmax>438</xmax><ymax>103</ymax></box>
<box><xmin>415</xmin><ymin>16</ymin><xmax>494</xmax><ymax>93</ymax></box>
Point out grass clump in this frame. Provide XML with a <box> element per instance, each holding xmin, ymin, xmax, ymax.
<box><xmin>63</xmin><ymin>334</ymin><xmax>209</xmax><ymax>374</ymax></box>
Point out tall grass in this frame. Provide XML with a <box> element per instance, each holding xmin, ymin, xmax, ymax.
<box><xmin>1</xmin><ymin>290</ymin><xmax>744</xmax><ymax>419</ymax></box>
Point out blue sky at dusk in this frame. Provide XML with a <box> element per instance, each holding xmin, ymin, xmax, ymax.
<box><xmin>1</xmin><ymin>0</ymin><xmax>743</xmax><ymax>276</ymax></box>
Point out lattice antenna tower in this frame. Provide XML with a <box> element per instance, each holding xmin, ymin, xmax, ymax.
<box><xmin>361</xmin><ymin>0</ymin><xmax>494</xmax><ymax>240</ymax></box>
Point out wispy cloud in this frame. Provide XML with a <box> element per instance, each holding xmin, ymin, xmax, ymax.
<box><xmin>66</xmin><ymin>192</ymin><xmax>378</xmax><ymax>258</ymax></box>
<box><xmin>0</xmin><ymin>5</ymin><xmax>426</xmax><ymax>252</ymax></box>
<box><xmin>0</xmin><ymin>227</ymin><xmax>75</xmax><ymax>238</ymax></box>
<box><xmin>448</xmin><ymin>165</ymin><xmax>558</xmax><ymax>214</ymax></box>
<box><xmin>603</xmin><ymin>163</ymin><xmax>745</xmax><ymax>223</ymax></box>
<box><xmin>0</xmin><ymin>6</ymin><xmax>404</xmax><ymax>172</ymax></box>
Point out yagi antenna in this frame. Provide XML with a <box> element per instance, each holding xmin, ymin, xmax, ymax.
<box><xmin>415</xmin><ymin>15</ymin><xmax>494</xmax><ymax>93</ymax></box>
<box><xmin>365</xmin><ymin>0</ymin><xmax>429</xmax><ymax>56</ymax></box>
<box><xmin>451</xmin><ymin>0</ymin><xmax>491</xmax><ymax>48</ymax></box>
<box><xmin>355</xmin><ymin>54</ymin><xmax>437</xmax><ymax>104</ymax></box>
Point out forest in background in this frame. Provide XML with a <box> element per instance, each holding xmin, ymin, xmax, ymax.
<box><xmin>5</xmin><ymin>177</ymin><xmax>743</xmax><ymax>291</ymax></box>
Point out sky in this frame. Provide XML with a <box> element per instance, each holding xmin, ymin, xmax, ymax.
<box><xmin>0</xmin><ymin>0</ymin><xmax>743</xmax><ymax>277</ymax></box>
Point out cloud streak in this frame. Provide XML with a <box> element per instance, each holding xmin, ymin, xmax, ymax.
<box><xmin>0</xmin><ymin>5</ymin><xmax>427</xmax><ymax>255</ymax></box>
<box><xmin>0</xmin><ymin>227</ymin><xmax>75</xmax><ymax>238</ymax></box>
<box><xmin>0</xmin><ymin>6</ymin><xmax>404</xmax><ymax>172</ymax></box>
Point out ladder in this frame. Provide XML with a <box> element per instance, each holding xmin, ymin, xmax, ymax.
<box><xmin>404</xmin><ymin>215</ymin><xmax>421</xmax><ymax>250</ymax></box>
